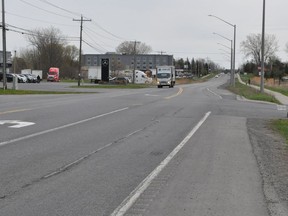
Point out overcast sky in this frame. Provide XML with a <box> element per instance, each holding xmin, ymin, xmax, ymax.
<box><xmin>3</xmin><ymin>0</ymin><xmax>288</xmax><ymax>69</ymax></box>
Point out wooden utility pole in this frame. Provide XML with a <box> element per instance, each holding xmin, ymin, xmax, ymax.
<box><xmin>73</xmin><ymin>15</ymin><xmax>91</xmax><ymax>86</ymax></box>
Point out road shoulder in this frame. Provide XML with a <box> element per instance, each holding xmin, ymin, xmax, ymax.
<box><xmin>247</xmin><ymin>118</ymin><xmax>288</xmax><ymax>216</ymax></box>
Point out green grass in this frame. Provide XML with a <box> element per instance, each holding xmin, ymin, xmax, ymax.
<box><xmin>266</xmin><ymin>86</ymin><xmax>288</xmax><ymax>97</ymax></box>
<box><xmin>227</xmin><ymin>81</ymin><xmax>280</xmax><ymax>104</ymax></box>
<box><xmin>0</xmin><ymin>89</ymin><xmax>89</xmax><ymax>95</ymax></box>
<box><xmin>270</xmin><ymin>119</ymin><xmax>288</xmax><ymax>144</ymax></box>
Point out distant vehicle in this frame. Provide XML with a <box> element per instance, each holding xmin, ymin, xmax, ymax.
<box><xmin>21</xmin><ymin>69</ymin><xmax>32</xmax><ymax>75</ymax></box>
<box><xmin>18</xmin><ymin>74</ymin><xmax>28</xmax><ymax>83</ymax></box>
<box><xmin>5</xmin><ymin>73</ymin><xmax>14</xmax><ymax>82</ymax></box>
<box><xmin>23</xmin><ymin>74</ymin><xmax>37</xmax><ymax>83</ymax></box>
<box><xmin>88</xmin><ymin>66</ymin><xmax>102</xmax><ymax>83</ymax></box>
<box><xmin>47</xmin><ymin>67</ymin><xmax>60</xmax><ymax>82</ymax></box>
<box><xmin>156</xmin><ymin>66</ymin><xmax>176</xmax><ymax>88</ymax></box>
<box><xmin>31</xmin><ymin>70</ymin><xmax>43</xmax><ymax>80</ymax></box>
<box><xmin>135</xmin><ymin>70</ymin><xmax>152</xmax><ymax>84</ymax></box>
<box><xmin>14</xmin><ymin>74</ymin><xmax>26</xmax><ymax>83</ymax></box>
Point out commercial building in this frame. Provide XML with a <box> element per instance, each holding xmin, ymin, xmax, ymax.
<box><xmin>82</xmin><ymin>53</ymin><xmax>173</xmax><ymax>72</ymax></box>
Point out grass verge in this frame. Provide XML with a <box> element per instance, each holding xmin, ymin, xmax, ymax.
<box><xmin>266</xmin><ymin>86</ymin><xmax>288</xmax><ymax>97</ymax></box>
<box><xmin>0</xmin><ymin>89</ymin><xmax>88</xmax><ymax>95</ymax></box>
<box><xmin>226</xmin><ymin>81</ymin><xmax>280</xmax><ymax>104</ymax></box>
<box><xmin>270</xmin><ymin>119</ymin><xmax>288</xmax><ymax>144</ymax></box>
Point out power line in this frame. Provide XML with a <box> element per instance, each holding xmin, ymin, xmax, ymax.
<box><xmin>82</xmin><ymin>30</ymin><xmax>109</xmax><ymax>52</ymax></box>
<box><xmin>82</xmin><ymin>40</ymin><xmax>106</xmax><ymax>53</ymax></box>
<box><xmin>19</xmin><ymin>0</ymin><xmax>73</xmax><ymax>19</ymax></box>
<box><xmin>6</xmin><ymin>11</ymin><xmax>76</xmax><ymax>27</ymax></box>
<box><xmin>37</xmin><ymin>0</ymin><xmax>80</xmax><ymax>17</ymax></box>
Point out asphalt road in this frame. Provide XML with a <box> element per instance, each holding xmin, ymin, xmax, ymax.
<box><xmin>0</xmin><ymin>75</ymin><xmax>287</xmax><ymax>216</ymax></box>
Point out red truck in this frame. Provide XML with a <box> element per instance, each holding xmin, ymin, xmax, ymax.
<box><xmin>47</xmin><ymin>67</ymin><xmax>60</xmax><ymax>82</ymax></box>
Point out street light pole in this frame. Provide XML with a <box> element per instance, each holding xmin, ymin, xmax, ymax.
<box><xmin>260</xmin><ymin>0</ymin><xmax>266</xmax><ymax>93</ymax></box>
<box><xmin>209</xmin><ymin>15</ymin><xmax>236</xmax><ymax>86</ymax></box>
<box><xmin>213</xmin><ymin>32</ymin><xmax>233</xmax><ymax>85</ymax></box>
<box><xmin>2</xmin><ymin>0</ymin><xmax>7</xmax><ymax>90</ymax></box>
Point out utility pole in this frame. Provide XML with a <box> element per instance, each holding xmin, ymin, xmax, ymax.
<box><xmin>260</xmin><ymin>0</ymin><xmax>266</xmax><ymax>93</ymax></box>
<box><xmin>2</xmin><ymin>0</ymin><xmax>7</xmax><ymax>90</ymax></box>
<box><xmin>73</xmin><ymin>15</ymin><xmax>91</xmax><ymax>86</ymax></box>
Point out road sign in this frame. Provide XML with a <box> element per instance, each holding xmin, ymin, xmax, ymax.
<box><xmin>0</xmin><ymin>120</ymin><xmax>35</xmax><ymax>128</ymax></box>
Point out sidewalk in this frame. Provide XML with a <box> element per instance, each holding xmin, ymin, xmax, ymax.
<box><xmin>237</xmin><ymin>74</ymin><xmax>288</xmax><ymax>105</ymax></box>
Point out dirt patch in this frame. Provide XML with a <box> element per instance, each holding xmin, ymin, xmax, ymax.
<box><xmin>251</xmin><ymin>77</ymin><xmax>288</xmax><ymax>87</ymax></box>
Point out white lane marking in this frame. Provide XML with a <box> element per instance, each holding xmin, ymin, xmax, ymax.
<box><xmin>0</xmin><ymin>107</ymin><xmax>129</xmax><ymax>147</ymax></box>
<box><xmin>0</xmin><ymin>120</ymin><xmax>35</xmax><ymax>128</ymax></box>
<box><xmin>277</xmin><ymin>105</ymin><xmax>287</xmax><ymax>111</ymax></box>
<box><xmin>145</xmin><ymin>94</ymin><xmax>159</xmax><ymax>97</ymax></box>
<box><xmin>110</xmin><ymin>111</ymin><xmax>211</xmax><ymax>216</ymax></box>
<box><xmin>207</xmin><ymin>88</ymin><xmax>222</xmax><ymax>99</ymax></box>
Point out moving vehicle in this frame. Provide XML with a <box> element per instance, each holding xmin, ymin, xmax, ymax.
<box><xmin>47</xmin><ymin>67</ymin><xmax>60</xmax><ymax>82</ymax></box>
<box><xmin>156</xmin><ymin>65</ymin><xmax>176</xmax><ymax>88</ymax></box>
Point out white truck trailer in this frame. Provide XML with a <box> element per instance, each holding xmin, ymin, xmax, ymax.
<box><xmin>88</xmin><ymin>66</ymin><xmax>102</xmax><ymax>83</ymax></box>
<box><xmin>156</xmin><ymin>66</ymin><xmax>176</xmax><ymax>88</ymax></box>
<box><xmin>32</xmin><ymin>70</ymin><xmax>43</xmax><ymax>80</ymax></box>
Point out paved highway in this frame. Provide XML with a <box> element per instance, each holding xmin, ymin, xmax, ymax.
<box><xmin>0</xmin><ymin>75</ymin><xmax>286</xmax><ymax>216</ymax></box>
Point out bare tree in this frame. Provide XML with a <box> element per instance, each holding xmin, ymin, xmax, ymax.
<box><xmin>20</xmin><ymin>27</ymin><xmax>79</xmax><ymax>78</ymax></box>
<box><xmin>116</xmin><ymin>41</ymin><xmax>152</xmax><ymax>54</ymax></box>
<box><xmin>26</xmin><ymin>27</ymin><xmax>66</xmax><ymax>69</ymax></box>
<box><xmin>285</xmin><ymin>42</ymin><xmax>288</xmax><ymax>54</ymax></box>
<box><xmin>241</xmin><ymin>33</ymin><xmax>278</xmax><ymax>66</ymax></box>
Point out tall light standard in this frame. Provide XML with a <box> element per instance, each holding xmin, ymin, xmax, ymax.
<box><xmin>209</xmin><ymin>15</ymin><xmax>236</xmax><ymax>86</ymax></box>
<box><xmin>2</xmin><ymin>0</ymin><xmax>7</xmax><ymax>90</ymax></box>
<box><xmin>213</xmin><ymin>32</ymin><xmax>233</xmax><ymax>85</ymax></box>
<box><xmin>260</xmin><ymin>0</ymin><xmax>266</xmax><ymax>93</ymax></box>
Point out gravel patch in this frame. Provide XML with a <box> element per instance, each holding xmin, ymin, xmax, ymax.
<box><xmin>247</xmin><ymin>118</ymin><xmax>288</xmax><ymax>216</ymax></box>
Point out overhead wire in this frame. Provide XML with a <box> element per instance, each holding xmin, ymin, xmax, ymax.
<box><xmin>19</xmin><ymin>0</ymin><xmax>74</xmax><ymax>20</ymax></box>
<box><xmin>20</xmin><ymin>0</ymin><xmax>127</xmax><ymax>51</ymax></box>
<box><xmin>82</xmin><ymin>29</ymin><xmax>109</xmax><ymax>52</ymax></box>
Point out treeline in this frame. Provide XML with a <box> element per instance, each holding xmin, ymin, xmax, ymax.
<box><xmin>240</xmin><ymin>59</ymin><xmax>288</xmax><ymax>81</ymax></box>
<box><xmin>174</xmin><ymin>57</ymin><xmax>220</xmax><ymax>77</ymax></box>
<box><xmin>13</xmin><ymin>27</ymin><xmax>79</xmax><ymax>79</ymax></box>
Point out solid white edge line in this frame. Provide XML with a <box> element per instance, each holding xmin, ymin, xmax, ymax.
<box><xmin>0</xmin><ymin>107</ymin><xmax>129</xmax><ymax>147</ymax></box>
<box><xmin>110</xmin><ymin>111</ymin><xmax>212</xmax><ymax>216</ymax></box>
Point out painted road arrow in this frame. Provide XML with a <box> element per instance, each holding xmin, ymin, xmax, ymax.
<box><xmin>0</xmin><ymin>120</ymin><xmax>35</xmax><ymax>128</ymax></box>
